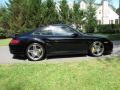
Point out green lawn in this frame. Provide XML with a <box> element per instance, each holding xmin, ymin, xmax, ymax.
<box><xmin>0</xmin><ymin>38</ymin><xmax>11</xmax><ymax>46</ymax></box>
<box><xmin>0</xmin><ymin>57</ymin><xmax>120</xmax><ymax>90</ymax></box>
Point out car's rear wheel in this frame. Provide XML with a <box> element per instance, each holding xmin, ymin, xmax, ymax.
<box><xmin>89</xmin><ymin>41</ymin><xmax>104</xmax><ymax>57</ymax></box>
<box><xmin>26</xmin><ymin>43</ymin><xmax>45</xmax><ymax>61</ymax></box>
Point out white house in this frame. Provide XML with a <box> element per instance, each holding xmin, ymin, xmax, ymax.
<box><xmin>79</xmin><ymin>0</ymin><xmax>119</xmax><ymax>24</ymax></box>
<box><xmin>80</xmin><ymin>0</ymin><xmax>88</xmax><ymax>10</ymax></box>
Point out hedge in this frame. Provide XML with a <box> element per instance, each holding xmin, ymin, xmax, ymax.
<box><xmin>96</xmin><ymin>24</ymin><xmax>120</xmax><ymax>34</ymax></box>
<box><xmin>0</xmin><ymin>28</ymin><xmax>7</xmax><ymax>39</ymax></box>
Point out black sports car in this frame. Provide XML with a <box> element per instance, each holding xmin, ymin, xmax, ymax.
<box><xmin>9</xmin><ymin>24</ymin><xmax>113</xmax><ymax>61</ymax></box>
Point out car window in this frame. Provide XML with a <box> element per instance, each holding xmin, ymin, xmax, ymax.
<box><xmin>33</xmin><ymin>25</ymin><xmax>79</xmax><ymax>36</ymax></box>
<box><xmin>52</xmin><ymin>26</ymin><xmax>76</xmax><ymax>36</ymax></box>
<box><xmin>33</xmin><ymin>27</ymin><xmax>53</xmax><ymax>36</ymax></box>
<box><xmin>40</xmin><ymin>29</ymin><xmax>53</xmax><ymax>36</ymax></box>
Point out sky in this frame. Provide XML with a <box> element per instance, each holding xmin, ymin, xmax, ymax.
<box><xmin>0</xmin><ymin>0</ymin><xmax>119</xmax><ymax>9</ymax></box>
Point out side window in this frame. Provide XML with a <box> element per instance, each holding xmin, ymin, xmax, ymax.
<box><xmin>40</xmin><ymin>29</ymin><xmax>53</xmax><ymax>36</ymax></box>
<box><xmin>33</xmin><ymin>26</ymin><xmax>77</xmax><ymax>36</ymax></box>
<box><xmin>33</xmin><ymin>27</ymin><xmax>53</xmax><ymax>36</ymax></box>
<box><xmin>52</xmin><ymin>26</ymin><xmax>75</xmax><ymax>36</ymax></box>
<box><xmin>33</xmin><ymin>31</ymin><xmax>41</xmax><ymax>35</ymax></box>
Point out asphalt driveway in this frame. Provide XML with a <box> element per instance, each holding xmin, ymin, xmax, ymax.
<box><xmin>0</xmin><ymin>41</ymin><xmax>120</xmax><ymax>64</ymax></box>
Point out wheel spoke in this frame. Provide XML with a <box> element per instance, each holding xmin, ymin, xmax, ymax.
<box><xmin>38</xmin><ymin>49</ymin><xmax>42</xmax><ymax>53</ymax></box>
<box><xmin>31</xmin><ymin>53</ymin><xmax>36</xmax><ymax>58</ymax></box>
<box><xmin>93</xmin><ymin>45</ymin><xmax>97</xmax><ymax>49</ymax></box>
<box><xmin>28</xmin><ymin>50</ymin><xmax>34</xmax><ymax>53</ymax></box>
<box><xmin>37</xmin><ymin>52</ymin><xmax>42</xmax><ymax>56</ymax></box>
<box><xmin>33</xmin><ymin>45</ymin><xmax>37</xmax><ymax>50</ymax></box>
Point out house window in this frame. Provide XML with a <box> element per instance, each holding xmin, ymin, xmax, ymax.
<box><xmin>99</xmin><ymin>10</ymin><xmax>101</xmax><ymax>14</ymax></box>
<box><xmin>98</xmin><ymin>20</ymin><xmax>101</xmax><ymax>24</ymax></box>
<box><xmin>115</xmin><ymin>19</ymin><xmax>119</xmax><ymax>24</ymax></box>
<box><xmin>109</xmin><ymin>20</ymin><xmax>114</xmax><ymax>24</ymax></box>
<box><xmin>111</xmin><ymin>20</ymin><xmax>113</xmax><ymax>24</ymax></box>
<box><xmin>109</xmin><ymin>20</ymin><xmax>111</xmax><ymax>24</ymax></box>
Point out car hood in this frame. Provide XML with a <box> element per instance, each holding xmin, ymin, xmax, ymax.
<box><xmin>83</xmin><ymin>33</ymin><xmax>108</xmax><ymax>39</ymax></box>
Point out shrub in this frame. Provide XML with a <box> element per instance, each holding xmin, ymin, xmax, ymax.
<box><xmin>85</xmin><ymin>26</ymin><xmax>95</xmax><ymax>33</ymax></box>
<box><xmin>96</xmin><ymin>24</ymin><xmax>120</xmax><ymax>34</ymax></box>
<box><xmin>0</xmin><ymin>28</ymin><xmax>7</xmax><ymax>39</ymax></box>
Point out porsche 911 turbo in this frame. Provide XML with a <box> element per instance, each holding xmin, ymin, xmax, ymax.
<box><xmin>9</xmin><ymin>24</ymin><xmax>113</xmax><ymax>61</ymax></box>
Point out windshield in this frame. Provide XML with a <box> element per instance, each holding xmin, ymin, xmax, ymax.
<box><xmin>69</xmin><ymin>25</ymin><xmax>84</xmax><ymax>35</ymax></box>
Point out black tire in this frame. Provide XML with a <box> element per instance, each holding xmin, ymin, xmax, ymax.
<box><xmin>89</xmin><ymin>41</ymin><xmax>104</xmax><ymax>57</ymax></box>
<box><xmin>26</xmin><ymin>43</ymin><xmax>46</xmax><ymax>61</ymax></box>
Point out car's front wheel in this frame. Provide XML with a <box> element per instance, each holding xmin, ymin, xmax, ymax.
<box><xmin>89</xmin><ymin>41</ymin><xmax>104</xmax><ymax>57</ymax></box>
<box><xmin>26</xmin><ymin>43</ymin><xmax>45</xmax><ymax>61</ymax></box>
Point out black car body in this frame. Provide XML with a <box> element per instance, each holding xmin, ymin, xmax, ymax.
<box><xmin>9</xmin><ymin>24</ymin><xmax>113</xmax><ymax>61</ymax></box>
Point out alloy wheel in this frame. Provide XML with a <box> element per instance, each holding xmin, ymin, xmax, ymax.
<box><xmin>26</xmin><ymin>43</ymin><xmax>45</xmax><ymax>61</ymax></box>
<box><xmin>90</xmin><ymin>41</ymin><xmax>104</xmax><ymax>57</ymax></box>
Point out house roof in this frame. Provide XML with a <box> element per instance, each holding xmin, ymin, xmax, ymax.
<box><xmin>95</xmin><ymin>3</ymin><xmax>116</xmax><ymax>11</ymax></box>
<box><xmin>79</xmin><ymin>0</ymin><xmax>88</xmax><ymax>4</ymax></box>
<box><xmin>80</xmin><ymin>0</ymin><xmax>116</xmax><ymax>11</ymax></box>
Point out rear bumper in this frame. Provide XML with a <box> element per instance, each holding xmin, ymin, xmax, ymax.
<box><xmin>9</xmin><ymin>44</ymin><xmax>26</xmax><ymax>55</ymax></box>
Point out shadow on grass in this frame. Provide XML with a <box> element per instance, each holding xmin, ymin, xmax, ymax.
<box><xmin>46</xmin><ymin>54</ymin><xmax>87</xmax><ymax>60</ymax></box>
<box><xmin>13</xmin><ymin>54</ymin><xmax>87</xmax><ymax>61</ymax></box>
<box><xmin>13</xmin><ymin>55</ymin><xmax>27</xmax><ymax>61</ymax></box>
<box><xmin>12</xmin><ymin>53</ymin><xmax>120</xmax><ymax>63</ymax></box>
<box><xmin>97</xmin><ymin>56</ymin><xmax>120</xmax><ymax>64</ymax></box>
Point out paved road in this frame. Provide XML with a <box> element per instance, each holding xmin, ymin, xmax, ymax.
<box><xmin>0</xmin><ymin>41</ymin><xmax>120</xmax><ymax>64</ymax></box>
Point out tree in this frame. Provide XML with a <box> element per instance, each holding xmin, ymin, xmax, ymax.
<box><xmin>68</xmin><ymin>8</ymin><xmax>73</xmax><ymax>23</ymax></box>
<box><xmin>116</xmin><ymin>8</ymin><xmax>120</xmax><ymax>16</ymax></box>
<box><xmin>85</xmin><ymin>0</ymin><xmax>97</xmax><ymax>33</ymax></box>
<box><xmin>7</xmin><ymin>0</ymin><xmax>27</xmax><ymax>34</ymax></box>
<box><xmin>117</xmin><ymin>0</ymin><xmax>120</xmax><ymax>25</ymax></box>
<box><xmin>42</xmin><ymin>0</ymin><xmax>59</xmax><ymax>25</ymax></box>
<box><xmin>59</xmin><ymin>0</ymin><xmax>70</xmax><ymax>24</ymax></box>
<box><xmin>0</xmin><ymin>6</ymin><xmax>9</xmax><ymax>30</ymax></box>
<box><xmin>25</xmin><ymin>0</ymin><xmax>44</xmax><ymax>28</ymax></box>
<box><xmin>116</xmin><ymin>8</ymin><xmax>120</xmax><ymax>25</ymax></box>
<box><xmin>72</xmin><ymin>1</ymin><xmax>84</xmax><ymax>28</ymax></box>
<box><xmin>0</xmin><ymin>7</ymin><xmax>9</xmax><ymax>38</ymax></box>
<box><xmin>7</xmin><ymin>0</ymin><xmax>59</xmax><ymax>35</ymax></box>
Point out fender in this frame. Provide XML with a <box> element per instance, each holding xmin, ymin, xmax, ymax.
<box><xmin>25</xmin><ymin>37</ymin><xmax>46</xmax><ymax>48</ymax></box>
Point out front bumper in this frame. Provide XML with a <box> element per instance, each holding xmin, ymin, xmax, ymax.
<box><xmin>103</xmin><ymin>41</ymin><xmax>113</xmax><ymax>55</ymax></box>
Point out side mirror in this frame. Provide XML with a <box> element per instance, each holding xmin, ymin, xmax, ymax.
<box><xmin>71</xmin><ymin>33</ymin><xmax>79</xmax><ymax>38</ymax></box>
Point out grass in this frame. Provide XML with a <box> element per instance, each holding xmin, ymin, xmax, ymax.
<box><xmin>0</xmin><ymin>38</ymin><xmax>11</xmax><ymax>46</ymax></box>
<box><xmin>0</xmin><ymin>57</ymin><xmax>120</xmax><ymax>90</ymax></box>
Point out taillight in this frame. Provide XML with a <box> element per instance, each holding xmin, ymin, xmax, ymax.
<box><xmin>10</xmin><ymin>39</ymin><xmax>21</xmax><ymax>45</ymax></box>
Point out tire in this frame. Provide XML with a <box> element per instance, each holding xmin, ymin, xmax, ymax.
<box><xmin>89</xmin><ymin>41</ymin><xmax>104</xmax><ymax>57</ymax></box>
<box><xmin>26</xmin><ymin>43</ymin><xmax>45</xmax><ymax>61</ymax></box>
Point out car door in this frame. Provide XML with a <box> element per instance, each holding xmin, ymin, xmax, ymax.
<box><xmin>45</xmin><ymin>25</ymin><xmax>88</xmax><ymax>54</ymax></box>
